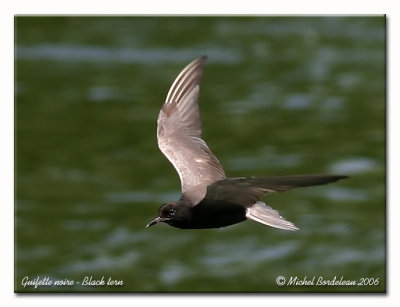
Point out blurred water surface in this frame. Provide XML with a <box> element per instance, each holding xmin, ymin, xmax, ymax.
<box><xmin>15</xmin><ymin>16</ymin><xmax>385</xmax><ymax>292</ymax></box>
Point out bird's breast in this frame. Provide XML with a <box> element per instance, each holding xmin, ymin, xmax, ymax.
<box><xmin>172</xmin><ymin>200</ymin><xmax>247</xmax><ymax>229</ymax></box>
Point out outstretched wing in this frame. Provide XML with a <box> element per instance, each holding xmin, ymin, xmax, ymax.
<box><xmin>246</xmin><ymin>201</ymin><xmax>299</xmax><ymax>231</ymax></box>
<box><xmin>206</xmin><ymin>175</ymin><xmax>347</xmax><ymax>231</ymax></box>
<box><xmin>157</xmin><ymin>56</ymin><xmax>226</xmax><ymax>205</ymax></box>
<box><xmin>205</xmin><ymin>175</ymin><xmax>348</xmax><ymax>206</ymax></box>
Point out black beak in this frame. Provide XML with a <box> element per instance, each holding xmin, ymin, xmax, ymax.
<box><xmin>146</xmin><ymin>216</ymin><xmax>164</xmax><ymax>228</ymax></box>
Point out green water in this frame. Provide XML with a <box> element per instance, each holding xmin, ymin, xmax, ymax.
<box><xmin>15</xmin><ymin>16</ymin><xmax>386</xmax><ymax>292</ymax></box>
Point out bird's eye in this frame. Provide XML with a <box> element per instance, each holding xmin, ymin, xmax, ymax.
<box><xmin>168</xmin><ymin>208</ymin><xmax>176</xmax><ymax>216</ymax></box>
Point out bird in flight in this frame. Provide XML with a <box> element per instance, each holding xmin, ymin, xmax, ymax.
<box><xmin>147</xmin><ymin>56</ymin><xmax>347</xmax><ymax>230</ymax></box>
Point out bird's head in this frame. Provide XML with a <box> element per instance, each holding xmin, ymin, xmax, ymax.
<box><xmin>146</xmin><ymin>201</ymin><xmax>190</xmax><ymax>228</ymax></box>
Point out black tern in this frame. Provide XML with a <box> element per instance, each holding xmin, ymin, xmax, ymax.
<box><xmin>147</xmin><ymin>56</ymin><xmax>347</xmax><ymax>230</ymax></box>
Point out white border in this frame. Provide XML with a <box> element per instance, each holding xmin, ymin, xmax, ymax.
<box><xmin>3</xmin><ymin>1</ymin><xmax>398</xmax><ymax>306</ymax></box>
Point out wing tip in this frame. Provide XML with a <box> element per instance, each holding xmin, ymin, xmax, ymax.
<box><xmin>191</xmin><ymin>55</ymin><xmax>207</xmax><ymax>66</ymax></box>
<box><xmin>321</xmin><ymin>174</ymin><xmax>349</xmax><ymax>185</ymax></box>
<box><xmin>286</xmin><ymin>224</ymin><xmax>300</xmax><ymax>231</ymax></box>
<box><xmin>331</xmin><ymin>174</ymin><xmax>349</xmax><ymax>181</ymax></box>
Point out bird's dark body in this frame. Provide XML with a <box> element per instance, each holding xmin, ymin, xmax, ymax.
<box><xmin>167</xmin><ymin>200</ymin><xmax>247</xmax><ymax>229</ymax></box>
<box><xmin>146</xmin><ymin>56</ymin><xmax>348</xmax><ymax>230</ymax></box>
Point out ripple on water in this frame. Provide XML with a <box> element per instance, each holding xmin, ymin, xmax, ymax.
<box><xmin>159</xmin><ymin>261</ymin><xmax>193</xmax><ymax>285</ymax></box>
<box><xmin>321</xmin><ymin>246</ymin><xmax>384</xmax><ymax>266</ymax></box>
<box><xmin>16</xmin><ymin>44</ymin><xmax>241</xmax><ymax>64</ymax></box>
<box><xmin>329</xmin><ymin>157</ymin><xmax>380</xmax><ymax>174</ymax></box>
<box><xmin>283</xmin><ymin>93</ymin><xmax>312</xmax><ymax>110</ymax></box>
<box><xmin>323</xmin><ymin>187</ymin><xmax>369</xmax><ymax>201</ymax></box>
<box><xmin>227</xmin><ymin>153</ymin><xmax>301</xmax><ymax>171</ymax></box>
<box><xmin>201</xmin><ymin>239</ymin><xmax>299</xmax><ymax>273</ymax></box>
<box><xmin>58</xmin><ymin>251</ymin><xmax>139</xmax><ymax>274</ymax></box>
<box><xmin>106</xmin><ymin>191</ymin><xmax>181</xmax><ymax>204</ymax></box>
<box><xmin>57</xmin><ymin>227</ymin><xmax>147</xmax><ymax>274</ymax></box>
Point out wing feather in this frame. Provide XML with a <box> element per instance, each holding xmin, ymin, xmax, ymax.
<box><xmin>246</xmin><ymin>201</ymin><xmax>299</xmax><ymax>231</ymax></box>
<box><xmin>206</xmin><ymin>175</ymin><xmax>347</xmax><ymax>206</ymax></box>
<box><xmin>157</xmin><ymin>56</ymin><xmax>226</xmax><ymax>205</ymax></box>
